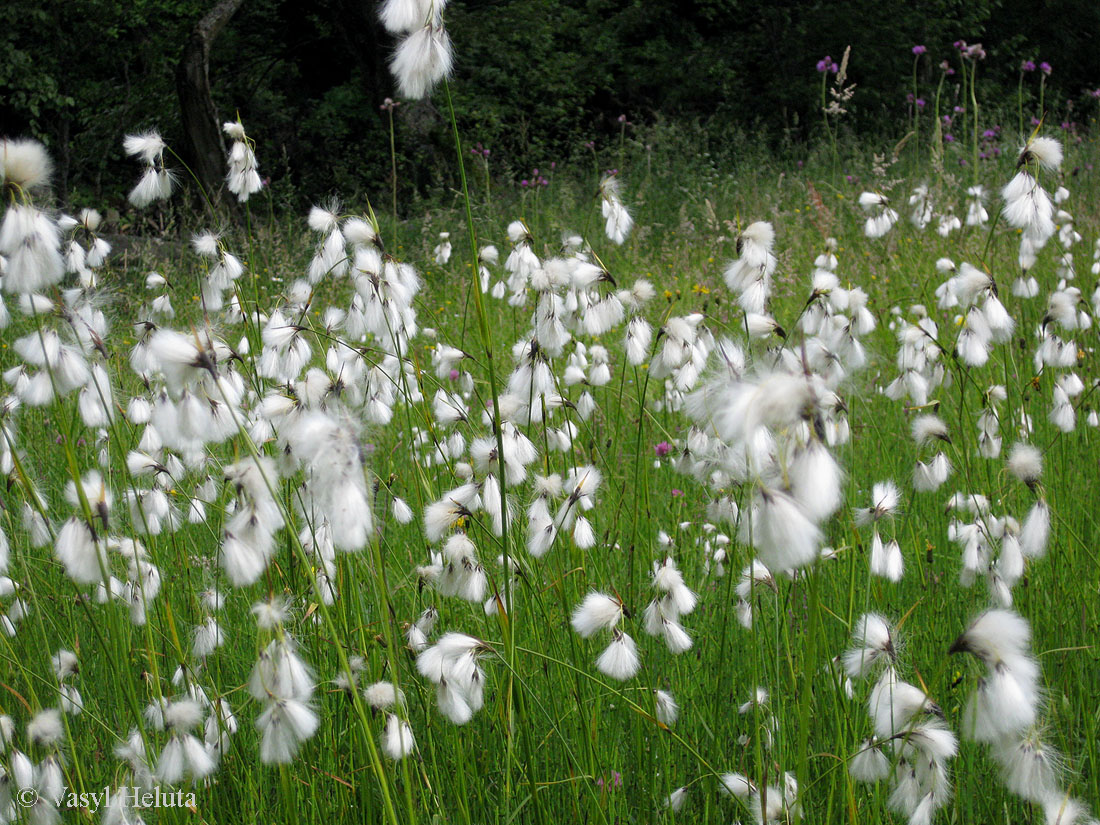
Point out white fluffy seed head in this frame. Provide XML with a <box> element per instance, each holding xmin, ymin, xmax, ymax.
<box><xmin>595</xmin><ymin>631</ymin><xmax>639</xmax><ymax>681</ymax></box>
<box><xmin>51</xmin><ymin>649</ymin><xmax>79</xmax><ymax>681</ymax></box>
<box><xmin>123</xmin><ymin>131</ymin><xmax>167</xmax><ymax>164</ymax></box>
<box><xmin>719</xmin><ymin>772</ymin><xmax>754</xmax><ymax>798</ymax></box>
<box><xmin>911</xmin><ymin>414</ymin><xmax>949</xmax><ymax>445</ymax></box>
<box><xmin>2</xmin><ymin>138</ymin><xmax>53</xmax><ymax>191</ymax></box>
<box><xmin>1007</xmin><ymin>442</ymin><xmax>1043</xmax><ymax>485</ymax></box>
<box><xmin>843</xmin><ymin>613</ymin><xmax>895</xmax><ymax>679</ymax></box>
<box><xmin>163</xmin><ymin>699</ymin><xmax>204</xmax><ymax>731</ymax></box>
<box><xmin>27</xmin><ymin>708</ymin><xmax>64</xmax><ymax>746</ymax></box>
<box><xmin>849</xmin><ymin>740</ymin><xmax>891</xmax><ymax>782</ymax></box>
<box><xmin>389</xmin><ymin>24</ymin><xmax>454</xmax><ymax>100</ymax></box>
<box><xmin>654</xmin><ymin>689</ymin><xmax>679</xmax><ymax>725</ymax></box>
<box><xmin>1019</xmin><ymin>136</ymin><xmax>1063</xmax><ymax>173</ymax></box>
<box><xmin>951</xmin><ymin>608</ymin><xmax>1032</xmax><ymax>664</ymax></box>
<box><xmin>869</xmin><ymin>670</ymin><xmax>936</xmax><ymax>737</ymax></box>
<box><xmin>855</xmin><ymin>481</ymin><xmax>900</xmax><ymax>524</ymax></box>
<box><xmin>364</xmin><ymin>681</ymin><xmax>405</xmax><ymax>710</ymax></box>
<box><xmin>251</xmin><ymin>597</ymin><xmax>290</xmax><ymax>630</ymax></box>
<box><xmin>571</xmin><ymin>591</ymin><xmax>623</xmax><ymax>638</ymax></box>
<box><xmin>382</xmin><ymin>714</ymin><xmax>416</xmax><ymax>759</ymax></box>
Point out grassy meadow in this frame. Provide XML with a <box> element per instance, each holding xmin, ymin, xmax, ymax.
<box><xmin>2</xmin><ymin>104</ymin><xmax>1100</xmax><ymax>825</ymax></box>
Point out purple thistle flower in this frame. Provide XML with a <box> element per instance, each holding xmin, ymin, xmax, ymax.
<box><xmin>916</xmin><ymin>98</ymin><xmax>926</xmax><ymax>108</ymax></box>
<box><xmin>1021</xmin><ymin>60</ymin><xmax>1036</xmax><ymax>72</ymax></box>
<box><xmin>654</xmin><ymin>441</ymin><xmax>671</xmax><ymax>458</ymax></box>
<box><xmin>912</xmin><ymin>45</ymin><xmax>927</xmax><ymax>55</ymax></box>
<box><xmin>1040</xmin><ymin>61</ymin><xmax>1052</xmax><ymax>75</ymax></box>
<box><xmin>944</xmin><ymin>133</ymin><xmax>956</xmax><ymax>143</ymax></box>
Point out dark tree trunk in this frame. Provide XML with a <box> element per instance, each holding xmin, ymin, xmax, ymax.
<box><xmin>175</xmin><ymin>0</ymin><xmax>246</xmax><ymax>202</ymax></box>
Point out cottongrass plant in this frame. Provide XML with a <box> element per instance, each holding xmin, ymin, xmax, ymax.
<box><xmin>845</xmin><ymin>614</ymin><xmax>958</xmax><ymax>825</ymax></box>
<box><xmin>380</xmin><ymin>0</ymin><xmax>454</xmax><ymax>100</ymax></box>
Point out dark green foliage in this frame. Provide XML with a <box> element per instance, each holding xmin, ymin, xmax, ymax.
<box><xmin>2</xmin><ymin>0</ymin><xmax>1098</xmax><ymax>209</ymax></box>
<box><xmin>1</xmin><ymin>0</ymin><xmax>208</xmax><ymax>202</ymax></box>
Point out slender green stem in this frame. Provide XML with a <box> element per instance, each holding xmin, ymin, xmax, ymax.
<box><xmin>441</xmin><ymin>75</ymin><xmax>518</xmax><ymax>815</ymax></box>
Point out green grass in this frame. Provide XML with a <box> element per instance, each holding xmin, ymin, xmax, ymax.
<box><xmin>2</xmin><ymin>124</ymin><xmax>1100</xmax><ymax>825</ymax></box>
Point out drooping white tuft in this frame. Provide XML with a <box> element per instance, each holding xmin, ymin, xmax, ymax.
<box><xmin>571</xmin><ymin>591</ymin><xmax>623</xmax><ymax>638</ymax></box>
<box><xmin>1007</xmin><ymin>442</ymin><xmax>1043</xmax><ymax>486</ymax></box>
<box><xmin>1</xmin><ymin>138</ymin><xmax>54</xmax><ymax>191</ymax></box>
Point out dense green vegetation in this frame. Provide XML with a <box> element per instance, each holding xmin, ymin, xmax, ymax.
<box><xmin>3</xmin><ymin>0</ymin><xmax>1099</xmax><ymax>208</ymax></box>
<box><xmin>3</xmin><ymin>5</ymin><xmax>1100</xmax><ymax>824</ymax></box>
<box><xmin>2</xmin><ymin>116</ymin><xmax>1100</xmax><ymax>824</ymax></box>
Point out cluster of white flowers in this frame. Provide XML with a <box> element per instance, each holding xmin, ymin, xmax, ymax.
<box><xmin>249</xmin><ymin>599</ymin><xmax>318</xmax><ymax>763</ymax></box>
<box><xmin>123</xmin><ymin>132</ymin><xmax>175</xmax><ymax>208</ymax></box>
<box><xmin>950</xmin><ymin>609</ymin><xmax>1097</xmax><ymax>824</ymax></box>
<box><xmin>223</xmin><ymin>121</ymin><xmax>263</xmax><ymax>201</ymax></box>
<box><xmin>854</xmin><ymin>481</ymin><xmax>905</xmax><ymax>581</ymax></box>
<box><xmin>1003</xmin><ymin>136</ymin><xmax>1061</xmax><ymax>269</ymax></box>
<box><xmin>380</xmin><ymin>0</ymin><xmax>453</xmax><ymax>99</ymax></box>
<box><xmin>845</xmin><ymin>614</ymin><xmax>958</xmax><ymax>825</ymax></box>
<box><xmin>416</xmin><ymin>633</ymin><xmax>488</xmax><ymax>724</ymax></box>
<box><xmin>683</xmin><ymin>222</ymin><xmax>865</xmax><ymax>576</ymax></box>
<box><xmin>599</xmin><ymin>175</ymin><xmax>634</xmax><ymax>245</ymax></box>
<box><xmin>860</xmin><ymin>191</ymin><xmax>900</xmax><ymax>238</ymax></box>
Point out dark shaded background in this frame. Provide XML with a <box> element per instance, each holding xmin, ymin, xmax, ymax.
<box><xmin>3</xmin><ymin>0</ymin><xmax>1098</xmax><ymax>210</ymax></box>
